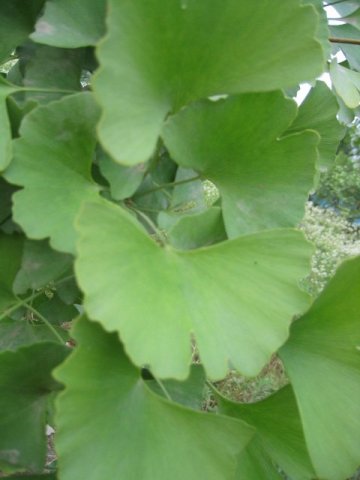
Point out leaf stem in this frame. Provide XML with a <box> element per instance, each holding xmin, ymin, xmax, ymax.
<box><xmin>153</xmin><ymin>375</ymin><xmax>172</xmax><ymax>401</ymax></box>
<box><xmin>17</xmin><ymin>298</ymin><xmax>65</xmax><ymax>345</ymax></box>
<box><xmin>329</xmin><ymin>37</ymin><xmax>360</xmax><ymax>45</ymax></box>
<box><xmin>20</xmin><ymin>86</ymin><xmax>78</xmax><ymax>95</ymax></box>
<box><xmin>135</xmin><ymin>175</ymin><xmax>201</xmax><ymax>198</ymax></box>
<box><xmin>323</xmin><ymin>0</ymin><xmax>351</xmax><ymax>6</ymax></box>
<box><xmin>0</xmin><ymin>275</ymin><xmax>75</xmax><ymax>321</ymax></box>
<box><xmin>127</xmin><ymin>205</ymin><xmax>167</xmax><ymax>245</ymax></box>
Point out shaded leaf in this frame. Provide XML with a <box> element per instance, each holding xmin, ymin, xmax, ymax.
<box><xmin>94</xmin><ymin>0</ymin><xmax>324</xmax><ymax>165</ymax></box>
<box><xmin>146</xmin><ymin>364</ymin><xmax>206</xmax><ymax>410</ymax></box>
<box><xmin>0</xmin><ymin>77</ymin><xmax>20</xmax><ymax>171</ymax></box>
<box><xmin>98</xmin><ymin>149</ymin><xmax>146</xmax><ymax>200</ymax></box>
<box><xmin>14</xmin><ymin>240</ymin><xmax>72</xmax><ymax>294</ymax></box>
<box><xmin>75</xmin><ymin>199</ymin><xmax>312</xmax><ymax>380</ymax></box>
<box><xmin>218</xmin><ymin>385</ymin><xmax>315</xmax><ymax>480</ymax></box>
<box><xmin>55</xmin><ymin>317</ymin><xmax>254</xmax><ymax>480</ymax></box>
<box><xmin>170</xmin><ymin>167</ymin><xmax>206</xmax><ymax>214</ymax></box>
<box><xmin>0</xmin><ymin>342</ymin><xmax>68</xmax><ymax>472</ymax></box>
<box><xmin>163</xmin><ymin>93</ymin><xmax>318</xmax><ymax>237</ymax></box>
<box><xmin>35</xmin><ymin>294</ymin><xmax>77</xmax><ymax>326</ymax></box>
<box><xmin>0</xmin><ymin>317</ymin><xmax>68</xmax><ymax>351</ymax></box>
<box><xmin>160</xmin><ymin>207</ymin><xmax>227</xmax><ymax>250</ymax></box>
<box><xmin>279</xmin><ymin>256</ymin><xmax>360</xmax><ymax>480</ymax></box>
<box><xmin>0</xmin><ymin>234</ymin><xmax>23</xmax><ymax>312</ymax></box>
<box><xmin>31</xmin><ymin>0</ymin><xmax>107</xmax><ymax>48</ymax></box>
<box><xmin>287</xmin><ymin>81</ymin><xmax>345</xmax><ymax>170</ymax></box>
<box><xmin>0</xmin><ymin>0</ymin><xmax>45</xmax><ymax>63</ymax></box>
<box><xmin>330</xmin><ymin>24</ymin><xmax>360</xmax><ymax>72</ymax></box>
<box><xmin>4</xmin><ymin>93</ymin><xmax>101</xmax><ymax>254</ymax></box>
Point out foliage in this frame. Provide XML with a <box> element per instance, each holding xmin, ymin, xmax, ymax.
<box><xmin>0</xmin><ymin>1</ymin><xmax>359</xmax><ymax>480</ymax></box>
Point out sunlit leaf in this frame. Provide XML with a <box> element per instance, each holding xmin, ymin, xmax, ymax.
<box><xmin>163</xmin><ymin>92</ymin><xmax>318</xmax><ymax>237</ymax></box>
<box><xmin>287</xmin><ymin>81</ymin><xmax>345</xmax><ymax>170</ymax></box>
<box><xmin>94</xmin><ymin>0</ymin><xmax>324</xmax><ymax>165</ymax></box>
<box><xmin>4</xmin><ymin>93</ymin><xmax>101</xmax><ymax>254</ymax></box>
<box><xmin>55</xmin><ymin>317</ymin><xmax>254</xmax><ymax>480</ymax></box>
<box><xmin>279</xmin><ymin>256</ymin><xmax>360</xmax><ymax>480</ymax></box>
<box><xmin>75</xmin><ymin>199</ymin><xmax>312</xmax><ymax>380</ymax></box>
<box><xmin>330</xmin><ymin>60</ymin><xmax>360</xmax><ymax>108</ymax></box>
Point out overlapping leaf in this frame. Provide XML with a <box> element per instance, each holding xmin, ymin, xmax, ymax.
<box><xmin>279</xmin><ymin>256</ymin><xmax>360</xmax><ymax>480</ymax></box>
<box><xmin>0</xmin><ymin>233</ymin><xmax>23</xmax><ymax>312</ymax></box>
<box><xmin>163</xmin><ymin>92</ymin><xmax>318</xmax><ymax>237</ymax></box>
<box><xmin>55</xmin><ymin>317</ymin><xmax>254</xmax><ymax>480</ymax></box>
<box><xmin>0</xmin><ymin>77</ymin><xmax>20</xmax><ymax>171</ymax></box>
<box><xmin>4</xmin><ymin>93</ymin><xmax>101</xmax><ymax>254</ymax></box>
<box><xmin>0</xmin><ymin>0</ymin><xmax>45</xmax><ymax>63</ymax></box>
<box><xmin>287</xmin><ymin>82</ymin><xmax>345</xmax><ymax>170</ymax></box>
<box><xmin>75</xmin><ymin>199</ymin><xmax>312</xmax><ymax>380</ymax></box>
<box><xmin>330</xmin><ymin>60</ymin><xmax>360</xmax><ymax>108</ymax></box>
<box><xmin>31</xmin><ymin>0</ymin><xmax>107</xmax><ymax>48</ymax></box>
<box><xmin>218</xmin><ymin>385</ymin><xmax>315</xmax><ymax>480</ymax></box>
<box><xmin>0</xmin><ymin>343</ymin><xmax>68</xmax><ymax>473</ymax></box>
<box><xmin>93</xmin><ymin>0</ymin><xmax>324</xmax><ymax>165</ymax></box>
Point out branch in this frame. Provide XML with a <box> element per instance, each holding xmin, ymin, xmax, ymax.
<box><xmin>329</xmin><ymin>37</ymin><xmax>360</xmax><ymax>45</ymax></box>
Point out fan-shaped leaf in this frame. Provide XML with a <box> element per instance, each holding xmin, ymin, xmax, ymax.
<box><xmin>93</xmin><ymin>0</ymin><xmax>324</xmax><ymax>165</ymax></box>
<box><xmin>279</xmin><ymin>256</ymin><xmax>360</xmax><ymax>480</ymax></box>
<box><xmin>75</xmin><ymin>199</ymin><xmax>312</xmax><ymax>380</ymax></box>
<box><xmin>163</xmin><ymin>92</ymin><xmax>318</xmax><ymax>237</ymax></box>
<box><xmin>4</xmin><ymin>93</ymin><xmax>101</xmax><ymax>254</ymax></box>
<box><xmin>55</xmin><ymin>317</ymin><xmax>254</xmax><ymax>480</ymax></box>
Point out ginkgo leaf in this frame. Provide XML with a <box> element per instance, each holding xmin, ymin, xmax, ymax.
<box><xmin>0</xmin><ymin>77</ymin><xmax>20</xmax><ymax>171</ymax></box>
<box><xmin>279</xmin><ymin>256</ymin><xmax>360</xmax><ymax>480</ymax></box>
<box><xmin>286</xmin><ymin>82</ymin><xmax>345</xmax><ymax>170</ymax></box>
<box><xmin>163</xmin><ymin>92</ymin><xmax>318</xmax><ymax>237</ymax></box>
<box><xmin>55</xmin><ymin>317</ymin><xmax>254</xmax><ymax>480</ymax></box>
<box><xmin>14</xmin><ymin>239</ymin><xmax>72</xmax><ymax>294</ymax></box>
<box><xmin>4</xmin><ymin>93</ymin><xmax>101</xmax><ymax>254</ymax></box>
<box><xmin>218</xmin><ymin>385</ymin><xmax>316</xmax><ymax>480</ymax></box>
<box><xmin>159</xmin><ymin>207</ymin><xmax>227</xmax><ymax>250</ymax></box>
<box><xmin>0</xmin><ymin>0</ymin><xmax>45</xmax><ymax>63</ymax></box>
<box><xmin>330</xmin><ymin>60</ymin><xmax>360</xmax><ymax>108</ymax></box>
<box><xmin>0</xmin><ymin>234</ymin><xmax>23</xmax><ymax>313</ymax></box>
<box><xmin>31</xmin><ymin>0</ymin><xmax>106</xmax><ymax>48</ymax></box>
<box><xmin>75</xmin><ymin>199</ymin><xmax>312</xmax><ymax>380</ymax></box>
<box><xmin>0</xmin><ymin>342</ymin><xmax>68</xmax><ymax>472</ymax></box>
<box><xmin>93</xmin><ymin>0</ymin><xmax>324</xmax><ymax>165</ymax></box>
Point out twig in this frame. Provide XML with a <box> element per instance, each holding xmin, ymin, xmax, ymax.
<box><xmin>329</xmin><ymin>37</ymin><xmax>360</xmax><ymax>45</ymax></box>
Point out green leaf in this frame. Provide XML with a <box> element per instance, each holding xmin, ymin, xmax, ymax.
<box><xmin>4</xmin><ymin>93</ymin><xmax>101</xmax><ymax>254</ymax></box>
<box><xmin>0</xmin><ymin>317</ymin><xmax>68</xmax><ymax>351</ymax></box>
<box><xmin>14</xmin><ymin>240</ymin><xmax>72</xmax><ymax>294</ymax></box>
<box><xmin>218</xmin><ymin>385</ymin><xmax>315</xmax><ymax>480</ymax></box>
<box><xmin>302</xmin><ymin>0</ymin><xmax>331</xmax><ymax>63</ymax></box>
<box><xmin>330</xmin><ymin>24</ymin><xmax>360</xmax><ymax>72</ymax></box>
<box><xmin>146</xmin><ymin>364</ymin><xmax>206</xmax><ymax>410</ymax></box>
<box><xmin>98</xmin><ymin>149</ymin><xmax>147</xmax><ymax>200</ymax></box>
<box><xmin>94</xmin><ymin>0</ymin><xmax>324</xmax><ymax>165</ymax></box>
<box><xmin>0</xmin><ymin>234</ymin><xmax>23</xmax><ymax>312</ymax></box>
<box><xmin>0</xmin><ymin>77</ymin><xmax>20</xmax><ymax>171</ymax></box>
<box><xmin>0</xmin><ymin>342</ymin><xmax>68</xmax><ymax>472</ymax></box>
<box><xmin>75</xmin><ymin>199</ymin><xmax>312</xmax><ymax>380</ymax></box>
<box><xmin>330</xmin><ymin>60</ymin><xmax>360</xmax><ymax>108</ymax></box>
<box><xmin>0</xmin><ymin>177</ymin><xmax>17</xmax><ymax>232</ymax></box>
<box><xmin>19</xmin><ymin>43</ymin><xmax>82</xmax><ymax>103</ymax></box>
<box><xmin>170</xmin><ymin>167</ymin><xmax>206</xmax><ymax>214</ymax></box>
<box><xmin>163</xmin><ymin>93</ymin><xmax>318</xmax><ymax>237</ymax></box>
<box><xmin>0</xmin><ymin>0</ymin><xmax>45</xmax><ymax>63</ymax></box>
<box><xmin>159</xmin><ymin>207</ymin><xmax>227</xmax><ymax>250</ymax></box>
<box><xmin>234</xmin><ymin>438</ymin><xmax>283</xmax><ymax>480</ymax></box>
<box><xmin>31</xmin><ymin>0</ymin><xmax>106</xmax><ymax>48</ymax></box>
<box><xmin>35</xmin><ymin>294</ymin><xmax>77</xmax><ymax>326</ymax></box>
<box><xmin>55</xmin><ymin>317</ymin><xmax>254</xmax><ymax>480</ymax></box>
<box><xmin>286</xmin><ymin>81</ymin><xmax>345</xmax><ymax>170</ymax></box>
<box><xmin>279</xmin><ymin>256</ymin><xmax>360</xmax><ymax>480</ymax></box>
<box><xmin>8</xmin><ymin>475</ymin><xmax>56</xmax><ymax>480</ymax></box>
